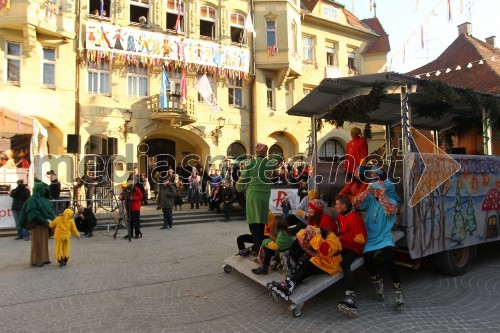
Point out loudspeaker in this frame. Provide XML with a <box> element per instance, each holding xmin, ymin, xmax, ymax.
<box><xmin>89</xmin><ymin>135</ymin><xmax>103</xmax><ymax>155</ymax></box>
<box><xmin>67</xmin><ymin>134</ymin><xmax>80</xmax><ymax>153</ymax></box>
<box><xmin>107</xmin><ymin>137</ymin><xmax>118</xmax><ymax>155</ymax></box>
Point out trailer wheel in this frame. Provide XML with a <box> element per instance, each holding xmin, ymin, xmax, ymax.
<box><xmin>289</xmin><ymin>304</ymin><xmax>303</xmax><ymax>317</ymax></box>
<box><xmin>223</xmin><ymin>265</ymin><xmax>233</xmax><ymax>273</ymax></box>
<box><xmin>434</xmin><ymin>246</ymin><xmax>475</xmax><ymax>276</ymax></box>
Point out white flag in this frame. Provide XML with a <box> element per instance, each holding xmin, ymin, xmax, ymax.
<box><xmin>193</xmin><ymin>74</ymin><xmax>221</xmax><ymax>113</ymax></box>
<box><xmin>245</xmin><ymin>13</ymin><xmax>256</xmax><ymax>38</ymax></box>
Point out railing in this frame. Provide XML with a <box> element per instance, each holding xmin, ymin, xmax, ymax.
<box><xmin>147</xmin><ymin>93</ymin><xmax>196</xmax><ymax>116</ymax></box>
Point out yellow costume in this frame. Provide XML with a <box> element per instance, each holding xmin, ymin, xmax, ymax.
<box><xmin>49</xmin><ymin>209</ymin><xmax>80</xmax><ymax>266</ymax></box>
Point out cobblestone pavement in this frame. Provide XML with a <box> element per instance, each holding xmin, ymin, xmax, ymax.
<box><xmin>0</xmin><ymin>219</ymin><xmax>499</xmax><ymax>333</ymax></box>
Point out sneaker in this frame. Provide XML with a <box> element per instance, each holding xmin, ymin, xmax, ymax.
<box><xmin>280</xmin><ymin>251</ymin><xmax>297</xmax><ymax>277</ymax></box>
<box><xmin>237</xmin><ymin>247</ymin><xmax>252</xmax><ymax>257</ymax></box>
<box><xmin>134</xmin><ymin>235</ymin><xmax>140</xmax><ymax>239</ymax></box>
<box><xmin>251</xmin><ymin>265</ymin><xmax>269</xmax><ymax>275</ymax></box>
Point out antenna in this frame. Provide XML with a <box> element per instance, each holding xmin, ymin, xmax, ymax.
<box><xmin>466</xmin><ymin>0</ymin><xmax>474</xmax><ymax>35</ymax></box>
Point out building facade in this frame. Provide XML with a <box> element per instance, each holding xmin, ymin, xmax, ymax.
<box><xmin>0</xmin><ymin>0</ymin><xmax>389</xmax><ymax>183</ymax></box>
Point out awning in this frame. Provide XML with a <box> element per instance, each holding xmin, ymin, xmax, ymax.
<box><xmin>287</xmin><ymin>72</ymin><xmax>498</xmax><ymax>131</ymax></box>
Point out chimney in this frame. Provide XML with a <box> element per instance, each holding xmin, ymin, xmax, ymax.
<box><xmin>457</xmin><ymin>22</ymin><xmax>471</xmax><ymax>36</ymax></box>
<box><xmin>485</xmin><ymin>36</ymin><xmax>496</xmax><ymax>47</ymax></box>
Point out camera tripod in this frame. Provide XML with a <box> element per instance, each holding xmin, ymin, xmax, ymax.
<box><xmin>113</xmin><ymin>201</ymin><xmax>131</xmax><ymax>241</ymax></box>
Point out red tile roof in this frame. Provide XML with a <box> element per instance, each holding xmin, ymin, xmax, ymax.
<box><xmin>361</xmin><ymin>17</ymin><xmax>391</xmax><ymax>54</ymax></box>
<box><xmin>406</xmin><ymin>33</ymin><xmax>500</xmax><ymax>95</ymax></box>
<box><xmin>343</xmin><ymin>8</ymin><xmax>372</xmax><ymax>33</ymax></box>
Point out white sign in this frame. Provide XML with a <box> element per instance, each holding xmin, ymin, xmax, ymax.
<box><xmin>268</xmin><ymin>188</ymin><xmax>300</xmax><ymax>214</ymax></box>
<box><xmin>0</xmin><ymin>196</ymin><xmax>15</xmax><ymax>229</ymax></box>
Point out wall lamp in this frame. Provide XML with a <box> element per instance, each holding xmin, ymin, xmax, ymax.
<box><xmin>119</xmin><ymin>110</ymin><xmax>133</xmax><ymax>141</ymax></box>
<box><xmin>210</xmin><ymin>116</ymin><xmax>226</xmax><ymax>146</ymax></box>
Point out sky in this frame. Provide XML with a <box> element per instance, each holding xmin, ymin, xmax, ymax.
<box><xmin>335</xmin><ymin>0</ymin><xmax>500</xmax><ymax>74</ymax></box>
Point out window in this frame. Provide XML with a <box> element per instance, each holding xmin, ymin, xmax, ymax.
<box><xmin>319</xmin><ymin>139</ymin><xmax>346</xmax><ymax>161</ymax></box>
<box><xmin>197</xmin><ymin>74</ymin><xmax>215</xmax><ymax>102</ymax></box>
<box><xmin>227</xmin><ymin>142</ymin><xmax>246</xmax><ymax>158</ymax></box>
<box><xmin>348</xmin><ymin>51</ymin><xmax>357</xmax><ymax>74</ymax></box>
<box><xmin>199</xmin><ymin>5</ymin><xmax>217</xmax><ymax>39</ymax></box>
<box><xmin>322</xmin><ymin>4</ymin><xmax>340</xmax><ymax>20</ymax></box>
<box><xmin>42</xmin><ymin>48</ymin><xmax>55</xmax><ymax>87</ymax></box>
<box><xmin>166</xmin><ymin>0</ymin><xmax>185</xmax><ymax>33</ymax></box>
<box><xmin>228</xmin><ymin>77</ymin><xmax>243</xmax><ymax>107</ymax></box>
<box><xmin>291</xmin><ymin>22</ymin><xmax>297</xmax><ymax>52</ymax></box>
<box><xmin>88</xmin><ymin>0</ymin><xmax>110</xmax><ymax>17</ymax></box>
<box><xmin>303</xmin><ymin>87</ymin><xmax>312</xmax><ymax>96</ymax></box>
<box><xmin>87</xmin><ymin>60</ymin><xmax>111</xmax><ymax>95</ymax></box>
<box><xmin>326</xmin><ymin>42</ymin><xmax>338</xmax><ymax>67</ymax></box>
<box><xmin>6</xmin><ymin>42</ymin><xmax>21</xmax><ymax>84</ymax></box>
<box><xmin>302</xmin><ymin>36</ymin><xmax>314</xmax><ymax>61</ymax></box>
<box><xmin>266</xmin><ymin>77</ymin><xmax>274</xmax><ymax>109</ymax></box>
<box><xmin>266</xmin><ymin>21</ymin><xmax>276</xmax><ymax>46</ymax></box>
<box><xmin>127</xmin><ymin>65</ymin><xmax>148</xmax><ymax>97</ymax></box>
<box><xmin>230</xmin><ymin>12</ymin><xmax>245</xmax><ymax>44</ymax></box>
<box><xmin>130</xmin><ymin>0</ymin><xmax>149</xmax><ymax>25</ymax></box>
<box><xmin>285</xmin><ymin>82</ymin><xmax>293</xmax><ymax>111</ymax></box>
<box><xmin>168</xmin><ymin>70</ymin><xmax>182</xmax><ymax>95</ymax></box>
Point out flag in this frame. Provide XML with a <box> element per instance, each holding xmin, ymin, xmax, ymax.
<box><xmin>17</xmin><ymin>112</ymin><xmax>21</xmax><ymax>132</ymax></box>
<box><xmin>421</xmin><ymin>25</ymin><xmax>424</xmax><ymax>49</ymax></box>
<box><xmin>447</xmin><ymin>0</ymin><xmax>452</xmax><ymax>21</ymax></box>
<box><xmin>245</xmin><ymin>12</ymin><xmax>256</xmax><ymax>38</ymax></box>
<box><xmin>369</xmin><ymin>0</ymin><xmax>372</xmax><ymax>12</ymax></box>
<box><xmin>193</xmin><ymin>74</ymin><xmax>221</xmax><ymax>113</ymax></box>
<box><xmin>100</xmin><ymin>0</ymin><xmax>104</xmax><ymax>18</ymax></box>
<box><xmin>180</xmin><ymin>67</ymin><xmax>187</xmax><ymax>106</ymax></box>
<box><xmin>174</xmin><ymin>1</ymin><xmax>182</xmax><ymax>34</ymax></box>
<box><xmin>159</xmin><ymin>67</ymin><xmax>170</xmax><ymax>109</ymax></box>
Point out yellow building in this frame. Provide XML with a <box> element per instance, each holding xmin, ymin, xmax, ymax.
<box><xmin>0</xmin><ymin>0</ymin><xmax>389</xmax><ymax>183</ymax></box>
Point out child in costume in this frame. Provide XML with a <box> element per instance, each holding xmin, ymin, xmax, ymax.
<box><xmin>251</xmin><ymin>216</ymin><xmax>294</xmax><ymax>275</ymax></box>
<box><xmin>49</xmin><ymin>208</ymin><xmax>80</xmax><ymax>267</ymax></box>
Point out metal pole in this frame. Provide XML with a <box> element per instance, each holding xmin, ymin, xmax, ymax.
<box><xmin>310</xmin><ymin>115</ymin><xmax>318</xmax><ymax>191</ymax></box>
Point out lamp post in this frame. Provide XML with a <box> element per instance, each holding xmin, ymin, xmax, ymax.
<box><xmin>120</xmin><ymin>110</ymin><xmax>133</xmax><ymax>141</ymax></box>
<box><xmin>210</xmin><ymin>116</ymin><xmax>226</xmax><ymax>146</ymax></box>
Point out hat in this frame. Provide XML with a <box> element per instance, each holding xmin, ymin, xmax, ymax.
<box><xmin>308</xmin><ymin>189</ymin><xmax>318</xmax><ymax>200</ymax></box>
<box><xmin>47</xmin><ymin>170</ymin><xmax>56</xmax><ymax>175</ymax></box>
<box><xmin>121</xmin><ymin>182</ymin><xmax>128</xmax><ymax>188</ymax></box>
<box><xmin>255</xmin><ymin>143</ymin><xmax>268</xmax><ymax>155</ymax></box>
<box><xmin>17</xmin><ymin>179</ymin><xmax>24</xmax><ymax>185</ymax></box>
<box><xmin>369</xmin><ymin>180</ymin><xmax>386</xmax><ymax>190</ymax></box>
<box><xmin>350</xmin><ymin>127</ymin><xmax>362</xmax><ymax>135</ymax></box>
<box><xmin>308</xmin><ymin>199</ymin><xmax>324</xmax><ymax>213</ymax></box>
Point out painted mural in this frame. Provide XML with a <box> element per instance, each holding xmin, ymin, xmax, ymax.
<box><xmin>405</xmin><ymin>153</ymin><xmax>500</xmax><ymax>258</ymax></box>
<box><xmin>85</xmin><ymin>23</ymin><xmax>250</xmax><ymax>75</ymax></box>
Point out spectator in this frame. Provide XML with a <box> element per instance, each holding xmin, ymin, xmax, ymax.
<box><xmin>174</xmin><ymin>177</ymin><xmax>183</xmax><ymax>210</ymax></box>
<box><xmin>48</xmin><ymin>170</ymin><xmax>62</xmax><ymax>215</ymax></box>
<box><xmin>281</xmin><ymin>196</ymin><xmax>291</xmax><ymax>218</ymax></box>
<box><xmin>139</xmin><ymin>16</ymin><xmax>147</xmax><ymax>27</ymax></box>
<box><xmin>11</xmin><ymin>180</ymin><xmax>31</xmax><ymax>241</ymax></box>
<box><xmin>157</xmin><ymin>178</ymin><xmax>176</xmax><ymax>229</ymax></box>
<box><xmin>188</xmin><ymin>170</ymin><xmax>201</xmax><ymax>209</ymax></box>
<box><xmin>221</xmin><ymin>181</ymin><xmax>234</xmax><ymax>222</ymax></box>
<box><xmin>209</xmin><ymin>182</ymin><xmax>223</xmax><ymax>213</ymax></box>
<box><xmin>74</xmin><ymin>204</ymin><xmax>97</xmax><ymax>237</ymax></box>
<box><xmin>128</xmin><ymin>183</ymin><xmax>143</xmax><ymax>239</ymax></box>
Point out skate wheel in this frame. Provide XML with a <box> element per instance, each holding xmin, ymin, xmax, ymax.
<box><xmin>223</xmin><ymin>265</ymin><xmax>233</xmax><ymax>273</ymax></box>
<box><xmin>290</xmin><ymin>304</ymin><xmax>303</xmax><ymax>317</ymax></box>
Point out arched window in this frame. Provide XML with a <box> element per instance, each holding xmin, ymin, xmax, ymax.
<box><xmin>166</xmin><ymin>0</ymin><xmax>185</xmax><ymax>33</ymax></box>
<box><xmin>319</xmin><ymin>138</ymin><xmax>345</xmax><ymax>161</ymax></box>
<box><xmin>269</xmin><ymin>144</ymin><xmax>283</xmax><ymax>157</ymax></box>
<box><xmin>227</xmin><ymin>142</ymin><xmax>246</xmax><ymax>158</ymax></box>
<box><xmin>230</xmin><ymin>12</ymin><xmax>245</xmax><ymax>44</ymax></box>
<box><xmin>199</xmin><ymin>5</ymin><xmax>217</xmax><ymax>39</ymax></box>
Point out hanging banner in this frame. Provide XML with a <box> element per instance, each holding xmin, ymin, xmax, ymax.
<box><xmin>85</xmin><ymin>22</ymin><xmax>250</xmax><ymax>74</ymax></box>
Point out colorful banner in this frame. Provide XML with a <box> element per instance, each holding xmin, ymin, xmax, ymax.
<box><xmin>268</xmin><ymin>188</ymin><xmax>300</xmax><ymax>214</ymax></box>
<box><xmin>85</xmin><ymin>23</ymin><xmax>250</xmax><ymax>74</ymax></box>
<box><xmin>405</xmin><ymin>153</ymin><xmax>500</xmax><ymax>258</ymax></box>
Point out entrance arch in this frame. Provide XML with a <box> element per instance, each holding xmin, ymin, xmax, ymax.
<box><xmin>266</xmin><ymin>131</ymin><xmax>299</xmax><ymax>162</ymax></box>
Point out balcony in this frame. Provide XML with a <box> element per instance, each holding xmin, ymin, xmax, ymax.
<box><xmin>147</xmin><ymin>93</ymin><xmax>197</xmax><ymax>127</ymax></box>
<box><xmin>0</xmin><ymin>0</ymin><xmax>75</xmax><ymax>39</ymax></box>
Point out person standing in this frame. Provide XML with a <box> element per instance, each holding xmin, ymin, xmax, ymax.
<box><xmin>18</xmin><ymin>181</ymin><xmax>56</xmax><ymax>267</ymax></box>
<box><xmin>48</xmin><ymin>170</ymin><xmax>62</xmax><ymax>215</ymax></box>
<box><xmin>74</xmin><ymin>204</ymin><xmax>97</xmax><ymax>237</ymax></box>
<box><xmin>11</xmin><ymin>180</ymin><xmax>31</xmax><ymax>241</ymax></box>
<box><xmin>334</xmin><ymin>195</ymin><xmax>367</xmax><ymax>317</ymax></box>
<box><xmin>48</xmin><ymin>209</ymin><xmax>80</xmax><ymax>267</ymax></box>
<box><xmin>352</xmin><ymin>180</ymin><xmax>404</xmax><ymax>307</ymax></box>
<box><xmin>221</xmin><ymin>181</ymin><xmax>234</xmax><ymax>222</ymax></box>
<box><xmin>188</xmin><ymin>170</ymin><xmax>201</xmax><ymax>209</ymax></box>
<box><xmin>344</xmin><ymin>127</ymin><xmax>368</xmax><ymax>179</ymax></box>
<box><xmin>128</xmin><ymin>183</ymin><xmax>144</xmax><ymax>239</ymax></box>
<box><xmin>157</xmin><ymin>179</ymin><xmax>176</xmax><ymax>229</ymax></box>
<box><xmin>235</xmin><ymin>143</ymin><xmax>277</xmax><ymax>254</ymax></box>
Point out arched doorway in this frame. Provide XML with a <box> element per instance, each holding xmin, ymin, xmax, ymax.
<box><xmin>226</xmin><ymin>142</ymin><xmax>246</xmax><ymax>159</ymax></box>
<box><xmin>269</xmin><ymin>143</ymin><xmax>283</xmax><ymax>157</ymax></box>
<box><xmin>142</xmin><ymin>138</ymin><xmax>176</xmax><ymax>172</ymax></box>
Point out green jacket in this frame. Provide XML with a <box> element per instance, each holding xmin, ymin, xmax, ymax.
<box><xmin>262</xmin><ymin>230</ymin><xmax>294</xmax><ymax>251</ymax></box>
<box><xmin>157</xmin><ymin>183</ymin><xmax>176</xmax><ymax>209</ymax></box>
<box><xmin>17</xmin><ymin>182</ymin><xmax>55</xmax><ymax>231</ymax></box>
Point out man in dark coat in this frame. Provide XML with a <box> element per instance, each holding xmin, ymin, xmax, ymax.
<box><xmin>11</xmin><ymin>179</ymin><xmax>31</xmax><ymax>241</ymax></box>
<box><xmin>75</xmin><ymin>204</ymin><xmax>98</xmax><ymax>237</ymax></box>
<box><xmin>157</xmin><ymin>179</ymin><xmax>176</xmax><ymax>229</ymax></box>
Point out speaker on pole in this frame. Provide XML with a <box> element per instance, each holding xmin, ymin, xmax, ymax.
<box><xmin>67</xmin><ymin>134</ymin><xmax>80</xmax><ymax>153</ymax></box>
<box><xmin>89</xmin><ymin>135</ymin><xmax>103</xmax><ymax>155</ymax></box>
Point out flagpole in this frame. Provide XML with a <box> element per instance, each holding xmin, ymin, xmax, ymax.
<box><xmin>249</xmin><ymin>0</ymin><xmax>256</xmax><ymax>150</ymax></box>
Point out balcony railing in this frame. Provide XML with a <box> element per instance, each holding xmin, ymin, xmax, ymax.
<box><xmin>147</xmin><ymin>93</ymin><xmax>197</xmax><ymax>127</ymax></box>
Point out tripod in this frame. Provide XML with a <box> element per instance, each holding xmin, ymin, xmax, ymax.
<box><xmin>113</xmin><ymin>200</ymin><xmax>130</xmax><ymax>241</ymax></box>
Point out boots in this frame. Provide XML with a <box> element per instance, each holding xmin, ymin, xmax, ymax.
<box><xmin>251</xmin><ymin>265</ymin><xmax>269</xmax><ymax>275</ymax></box>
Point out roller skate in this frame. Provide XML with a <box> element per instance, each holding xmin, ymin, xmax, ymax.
<box><xmin>280</xmin><ymin>251</ymin><xmax>297</xmax><ymax>277</ymax></box>
<box><xmin>338</xmin><ymin>290</ymin><xmax>359</xmax><ymax>318</ymax></box>
<box><xmin>271</xmin><ymin>277</ymin><xmax>295</xmax><ymax>302</ymax></box>
<box><xmin>393</xmin><ymin>283</ymin><xmax>404</xmax><ymax>311</ymax></box>
<box><xmin>371</xmin><ymin>275</ymin><xmax>384</xmax><ymax>301</ymax></box>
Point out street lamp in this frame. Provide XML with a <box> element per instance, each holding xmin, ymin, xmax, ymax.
<box><xmin>120</xmin><ymin>110</ymin><xmax>133</xmax><ymax>141</ymax></box>
<box><xmin>210</xmin><ymin>116</ymin><xmax>226</xmax><ymax>146</ymax></box>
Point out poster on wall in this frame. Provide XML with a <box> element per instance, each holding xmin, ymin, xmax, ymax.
<box><xmin>268</xmin><ymin>188</ymin><xmax>299</xmax><ymax>215</ymax></box>
<box><xmin>85</xmin><ymin>22</ymin><xmax>251</xmax><ymax>74</ymax></box>
<box><xmin>0</xmin><ymin>196</ymin><xmax>15</xmax><ymax>229</ymax></box>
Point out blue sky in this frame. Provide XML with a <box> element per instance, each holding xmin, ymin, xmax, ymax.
<box><xmin>335</xmin><ymin>0</ymin><xmax>500</xmax><ymax>73</ymax></box>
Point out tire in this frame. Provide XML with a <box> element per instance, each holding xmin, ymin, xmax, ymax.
<box><xmin>223</xmin><ymin>265</ymin><xmax>233</xmax><ymax>273</ymax></box>
<box><xmin>434</xmin><ymin>246</ymin><xmax>475</xmax><ymax>276</ymax></box>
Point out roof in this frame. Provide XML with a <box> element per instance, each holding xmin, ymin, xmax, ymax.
<box><xmin>406</xmin><ymin>33</ymin><xmax>500</xmax><ymax>94</ymax></box>
<box><xmin>343</xmin><ymin>8</ymin><xmax>372</xmax><ymax>32</ymax></box>
<box><xmin>286</xmin><ymin>72</ymin><xmax>499</xmax><ymax>131</ymax></box>
<box><xmin>361</xmin><ymin>17</ymin><xmax>391</xmax><ymax>54</ymax></box>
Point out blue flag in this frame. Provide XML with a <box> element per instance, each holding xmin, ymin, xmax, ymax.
<box><xmin>100</xmin><ymin>0</ymin><xmax>104</xmax><ymax>17</ymax></box>
<box><xmin>160</xmin><ymin>67</ymin><xmax>170</xmax><ymax>109</ymax></box>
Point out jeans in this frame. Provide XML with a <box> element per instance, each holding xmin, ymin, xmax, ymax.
<box><xmin>13</xmin><ymin>210</ymin><xmax>29</xmax><ymax>238</ymax></box>
<box><xmin>162</xmin><ymin>208</ymin><xmax>173</xmax><ymax>228</ymax></box>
